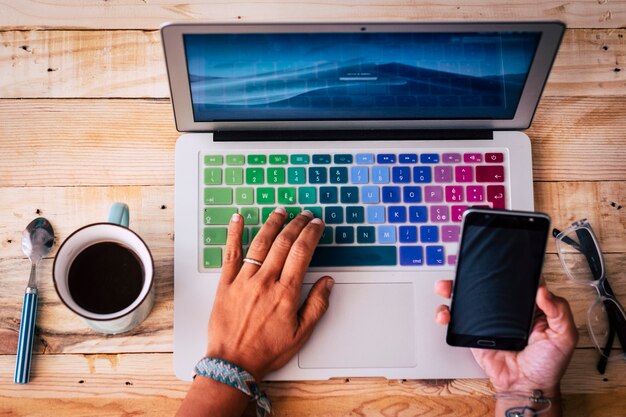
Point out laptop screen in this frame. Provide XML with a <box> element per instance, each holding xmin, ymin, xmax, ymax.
<box><xmin>183</xmin><ymin>32</ymin><xmax>541</xmax><ymax>123</ymax></box>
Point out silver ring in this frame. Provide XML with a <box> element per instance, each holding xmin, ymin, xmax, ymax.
<box><xmin>242</xmin><ymin>257</ymin><xmax>263</xmax><ymax>267</ymax></box>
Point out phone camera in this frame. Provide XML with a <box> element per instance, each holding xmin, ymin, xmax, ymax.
<box><xmin>360</xmin><ymin>27</ymin><xmax>367</xmax><ymax>31</ymax></box>
<box><xmin>529</xmin><ymin>218</ymin><xmax>535</xmax><ymax>222</ymax></box>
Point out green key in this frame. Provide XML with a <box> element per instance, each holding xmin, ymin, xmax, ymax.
<box><xmin>251</xmin><ymin>227</ymin><xmax>261</xmax><ymax>242</ymax></box>
<box><xmin>247</xmin><ymin>154</ymin><xmax>267</xmax><ymax>165</ymax></box>
<box><xmin>246</xmin><ymin>168</ymin><xmax>264</xmax><ymax>184</ymax></box>
<box><xmin>291</xmin><ymin>154</ymin><xmax>309</xmax><ymax>164</ymax></box>
<box><xmin>287</xmin><ymin>167</ymin><xmax>306</xmax><ymax>184</ymax></box>
<box><xmin>285</xmin><ymin>207</ymin><xmax>302</xmax><ymax>223</ymax></box>
<box><xmin>261</xmin><ymin>207</ymin><xmax>276</xmax><ymax>223</ymax></box>
<box><xmin>226</xmin><ymin>154</ymin><xmax>245</xmax><ymax>165</ymax></box>
<box><xmin>278</xmin><ymin>187</ymin><xmax>296</xmax><ymax>205</ymax></box>
<box><xmin>257</xmin><ymin>187</ymin><xmax>275</xmax><ymax>204</ymax></box>
<box><xmin>267</xmin><ymin>167</ymin><xmax>286</xmax><ymax>184</ymax></box>
<box><xmin>225</xmin><ymin>167</ymin><xmax>243</xmax><ymax>185</ymax></box>
<box><xmin>242</xmin><ymin>228</ymin><xmax>250</xmax><ymax>245</ymax></box>
<box><xmin>204</xmin><ymin>227</ymin><xmax>228</xmax><ymax>245</ymax></box>
<box><xmin>204</xmin><ymin>207</ymin><xmax>237</xmax><ymax>225</ymax></box>
<box><xmin>203</xmin><ymin>247</ymin><xmax>222</xmax><ymax>268</ymax></box>
<box><xmin>269</xmin><ymin>154</ymin><xmax>288</xmax><ymax>165</ymax></box>
<box><xmin>304</xmin><ymin>206</ymin><xmax>322</xmax><ymax>219</ymax></box>
<box><xmin>204</xmin><ymin>168</ymin><xmax>222</xmax><ymax>185</ymax></box>
<box><xmin>320</xmin><ymin>227</ymin><xmax>333</xmax><ymax>244</ymax></box>
<box><xmin>240</xmin><ymin>207</ymin><xmax>259</xmax><ymax>225</ymax></box>
<box><xmin>204</xmin><ymin>187</ymin><xmax>232</xmax><ymax>205</ymax></box>
<box><xmin>235</xmin><ymin>187</ymin><xmax>254</xmax><ymax>205</ymax></box>
<box><xmin>204</xmin><ymin>155</ymin><xmax>223</xmax><ymax>166</ymax></box>
<box><xmin>298</xmin><ymin>187</ymin><xmax>317</xmax><ymax>204</ymax></box>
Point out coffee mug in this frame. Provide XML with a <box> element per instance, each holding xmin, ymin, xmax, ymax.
<box><xmin>53</xmin><ymin>203</ymin><xmax>155</xmax><ymax>334</ymax></box>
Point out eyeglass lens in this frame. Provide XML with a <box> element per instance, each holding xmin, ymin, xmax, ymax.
<box><xmin>557</xmin><ymin>227</ymin><xmax>603</xmax><ymax>283</ymax></box>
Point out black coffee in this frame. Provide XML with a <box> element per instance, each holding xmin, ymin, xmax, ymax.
<box><xmin>68</xmin><ymin>242</ymin><xmax>144</xmax><ymax>315</ymax></box>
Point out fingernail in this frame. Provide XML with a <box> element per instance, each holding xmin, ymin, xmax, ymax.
<box><xmin>275</xmin><ymin>207</ymin><xmax>286</xmax><ymax>215</ymax></box>
<box><xmin>231</xmin><ymin>213</ymin><xmax>240</xmax><ymax>223</ymax></box>
<box><xmin>436</xmin><ymin>310</ymin><xmax>445</xmax><ymax>322</ymax></box>
<box><xmin>311</xmin><ymin>217</ymin><xmax>323</xmax><ymax>225</ymax></box>
<box><xmin>301</xmin><ymin>210</ymin><xmax>313</xmax><ymax>218</ymax></box>
<box><xmin>325</xmin><ymin>278</ymin><xmax>335</xmax><ymax>291</ymax></box>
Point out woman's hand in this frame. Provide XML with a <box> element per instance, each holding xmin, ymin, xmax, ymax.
<box><xmin>207</xmin><ymin>208</ymin><xmax>334</xmax><ymax>380</ymax></box>
<box><xmin>435</xmin><ymin>280</ymin><xmax>578</xmax><ymax>397</ymax></box>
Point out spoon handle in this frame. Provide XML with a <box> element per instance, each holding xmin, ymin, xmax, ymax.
<box><xmin>14</xmin><ymin>288</ymin><xmax>38</xmax><ymax>384</ymax></box>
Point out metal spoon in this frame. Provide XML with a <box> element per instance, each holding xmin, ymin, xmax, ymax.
<box><xmin>14</xmin><ymin>217</ymin><xmax>54</xmax><ymax>384</ymax></box>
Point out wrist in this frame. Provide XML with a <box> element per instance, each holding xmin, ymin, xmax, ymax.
<box><xmin>206</xmin><ymin>346</ymin><xmax>266</xmax><ymax>381</ymax></box>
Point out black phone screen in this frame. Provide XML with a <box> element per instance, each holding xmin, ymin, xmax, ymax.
<box><xmin>448</xmin><ymin>210</ymin><xmax>550</xmax><ymax>347</ymax></box>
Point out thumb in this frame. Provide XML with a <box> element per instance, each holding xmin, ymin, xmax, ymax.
<box><xmin>297</xmin><ymin>277</ymin><xmax>334</xmax><ymax>338</ymax></box>
<box><xmin>536</xmin><ymin>286</ymin><xmax>577</xmax><ymax>338</ymax></box>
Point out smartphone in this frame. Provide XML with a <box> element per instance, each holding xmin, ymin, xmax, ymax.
<box><xmin>446</xmin><ymin>208</ymin><xmax>551</xmax><ymax>351</ymax></box>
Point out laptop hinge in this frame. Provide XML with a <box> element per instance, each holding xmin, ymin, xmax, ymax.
<box><xmin>213</xmin><ymin>129</ymin><xmax>493</xmax><ymax>142</ymax></box>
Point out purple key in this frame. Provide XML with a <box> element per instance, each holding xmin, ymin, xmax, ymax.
<box><xmin>434</xmin><ymin>166</ymin><xmax>453</xmax><ymax>183</ymax></box>
<box><xmin>447</xmin><ymin>255</ymin><xmax>457</xmax><ymax>266</ymax></box>
<box><xmin>445</xmin><ymin>185</ymin><xmax>464</xmax><ymax>202</ymax></box>
<box><xmin>424</xmin><ymin>186</ymin><xmax>443</xmax><ymax>202</ymax></box>
<box><xmin>455</xmin><ymin>166</ymin><xmax>473</xmax><ymax>182</ymax></box>
<box><xmin>464</xmin><ymin>153</ymin><xmax>482</xmax><ymax>163</ymax></box>
<box><xmin>467</xmin><ymin>186</ymin><xmax>485</xmax><ymax>203</ymax></box>
<box><xmin>442</xmin><ymin>225</ymin><xmax>461</xmax><ymax>242</ymax></box>
<box><xmin>430</xmin><ymin>205</ymin><xmax>449</xmax><ymax>222</ymax></box>
<box><xmin>442</xmin><ymin>153</ymin><xmax>462</xmax><ymax>163</ymax></box>
<box><xmin>451</xmin><ymin>205</ymin><xmax>467</xmax><ymax>222</ymax></box>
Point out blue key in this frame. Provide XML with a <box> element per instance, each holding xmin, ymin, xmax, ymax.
<box><xmin>333</xmin><ymin>154</ymin><xmax>353</xmax><ymax>164</ymax></box>
<box><xmin>413</xmin><ymin>166</ymin><xmax>432</xmax><ymax>183</ymax></box>
<box><xmin>403</xmin><ymin>186</ymin><xmax>422</xmax><ymax>203</ymax></box>
<box><xmin>420</xmin><ymin>153</ymin><xmax>440</xmax><ymax>164</ymax></box>
<box><xmin>319</xmin><ymin>186</ymin><xmax>338</xmax><ymax>204</ymax></box>
<box><xmin>356</xmin><ymin>153</ymin><xmax>375</xmax><ymax>164</ymax></box>
<box><xmin>325</xmin><ymin>206</ymin><xmax>343</xmax><ymax>223</ymax></box>
<box><xmin>357</xmin><ymin>226</ymin><xmax>376</xmax><ymax>243</ymax></box>
<box><xmin>372</xmin><ymin>166</ymin><xmax>390</xmax><ymax>184</ymax></box>
<box><xmin>377</xmin><ymin>154</ymin><xmax>396</xmax><ymax>164</ymax></box>
<box><xmin>309</xmin><ymin>167</ymin><xmax>327</xmax><ymax>184</ymax></box>
<box><xmin>313</xmin><ymin>154</ymin><xmax>331</xmax><ymax>164</ymax></box>
<box><xmin>382</xmin><ymin>186</ymin><xmax>401</xmax><ymax>203</ymax></box>
<box><xmin>330</xmin><ymin>167</ymin><xmax>348</xmax><ymax>184</ymax></box>
<box><xmin>336</xmin><ymin>226</ymin><xmax>355</xmax><ymax>244</ymax></box>
<box><xmin>350</xmin><ymin>166</ymin><xmax>369</xmax><ymax>184</ymax></box>
<box><xmin>392</xmin><ymin>166</ymin><xmax>411</xmax><ymax>183</ymax></box>
<box><xmin>400</xmin><ymin>246</ymin><xmax>424</xmax><ymax>266</ymax></box>
<box><xmin>346</xmin><ymin>206</ymin><xmax>365</xmax><ymax>223</ymax></box>
<box><xmin>367</xmin><ymin>206</ymin><xmax>385</xmax><ymax>223</ymax></box>
<box><xmin>409</xmin><ymin>206</ymin><xmax>428</xmax><ymax>223</ymax></box>
<box><xmin>378</xmin><ymin>226</ymin><xmax>396</xmax><ymax>243</ymax></box>
<box><xmin>399</xmin><ymin>153</ymin><xmax>418</xmax><ymax>163</ymax></box>
<box><xmin>420</xmin><ymin>226</ymin><xmax>439</xmax><ymax>242</ymax></box>
<box><xmin>426</xmin><ymin>245</ymin><xmax>445</xmax><ymax>265</ymax></box>
<box><xmin>388</xmin><ymin>206</ymin><xmax>407</xmax><ymax>223</ymax></box>
<box><xmin>361</xmin><ymin>186</ymin><xmax>380</xmax><ymax>203</ymax></box>
<box><xmin>340</xmin><ymin>186</ymin><xmax>359</xmax><ymax>203</ymax></box>
<box><xmin>399</xmin><ymin>226</ymin><xmax>418</xmax><ymax>243</ymax></box>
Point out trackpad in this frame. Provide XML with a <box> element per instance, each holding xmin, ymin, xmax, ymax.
<box><xmin>299</xmin><ymin>283</ymin><xmax>416</xmax><ymax>369</ymax></box>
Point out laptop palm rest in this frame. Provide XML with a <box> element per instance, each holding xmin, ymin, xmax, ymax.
<box><xmin>298</xmin><ymin>283</ymin><xmax>416</xmax><ymax>369</ymax></box>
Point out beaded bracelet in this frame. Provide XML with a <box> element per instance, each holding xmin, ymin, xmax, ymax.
<box><xmin>195</xmin><ymin>357</ymin><xmax>272</xmax><ymax>417</ymax></box>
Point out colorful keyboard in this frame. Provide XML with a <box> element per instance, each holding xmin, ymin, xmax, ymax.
<box><xmin>200</xmin><ymin>150</ymin><xmax>508</xmax><ymax>269</ymax></box>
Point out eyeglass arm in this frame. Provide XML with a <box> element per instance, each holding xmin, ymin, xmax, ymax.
<box><xmin>552</xmin><ymin>228</ymin><xmax>584</xmax><ymax>252</ymax></box>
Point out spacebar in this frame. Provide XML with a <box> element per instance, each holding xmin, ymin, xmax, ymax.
<box><xmin>309</xmin><ymin>246</ymin><xmax>397</xmax><ymax>267</ymax></box>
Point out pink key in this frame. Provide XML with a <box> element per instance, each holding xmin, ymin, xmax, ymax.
<box><xmin>445</xmin><ymin>185</ymin><xmax>464</xmax><ymax>202</ymax></box>
<box><xmin>442</xmin><ymin>225</ymin><xmax>461</xmax><ymax>242</ymax></box>
<box><xmin>455</xmin><ymin>166</ymin><xmax>473</xmax><ymax>182</ymax></box>
<box><xmin>476</xmin><ymin>165</ymin><xmax>505</xmax><ymax>182</ymax></box>
<box><xmin>487</xmin><ymin>185</ymin><xmax>506</xmax><ymax>209</ymax></box>
<box><xmin>434</xmin><ymin>166</ymin><xmax>453</xmax><ymax>183</ymax></box>
<box><xmin>430</xmin><ymin>205</ymin><xmax>449</xmax><ymax>222</ymax></box>
<box><xmin>451</xmin><ymin>205</ymin><xmax>468</xmax><ymax>222</ymax></box>
<box><xmin>486</xmin><ymin>152</ymin><xmax>504</xmax><ymax>163</ymax></box>
<box><xmin>466</xmin><ymin>186</ymin><xmax>485</xmax><ymax>202</ymax></box>
<box><xmin>464</xmin><ymin>153</ymin><xmax>482</xmax><ymax>163</ymax></box>
<box><xmin>447</xmin><ymin>255</ymin><xmax>457</xmax><ymax>266</ymax></box>
<box><xmin>424</xmin><ymin>186</ymin><xmax>444</xmax><ymax>202</ymax></box>
<box><xmin>442</xmin><ymin>153</ymin><xmax>462</xmax><ymax>163</ymax></box>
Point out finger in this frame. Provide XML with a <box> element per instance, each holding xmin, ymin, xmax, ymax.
<box><xmin>220</xmin><ymin>213</ymin><xmax>244</xmax><ymax>285</ymax></box>
<box><xmin>536</xmin><ymin>286</ymin><xmax>578</xmax><ymax>340</ymax></box>
<box><xmin>296</xmin><ymin>277</ymin><xmax>334</xmax><ymax>341</ymax></box>
<box><xmin>435</xmin><ymin>280</ymin><xmax>453</xmax><ymax>299</ymax></box>
<box><xmin>279</xmin><ymin>216</ymin><xmax>325</xmax><ymax>292</ymax></box>
<box><xmin>435</xmin><ymin>304</ymin><xmax>451</xmax><ymax>325</ymax></box>
<box><xmin>257</xmin><ymin>210</ymin><xmax>315</xmax><ymax>279</ymax></box>
<box><xmin>241</xmin><ymin>207</ymin><xmax>286</xmax><ymax>275</ymax></box>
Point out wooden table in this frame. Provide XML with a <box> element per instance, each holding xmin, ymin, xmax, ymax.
<box><xmin>1</xmin><ymin>2</ymin><xmax>624</xmax><ymax>416</ymax></box>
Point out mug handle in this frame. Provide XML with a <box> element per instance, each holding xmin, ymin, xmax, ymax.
<box><xmin>108</xmin><ymin>203</ymin><xmax>130</xmax><ymax>227</ymax></box>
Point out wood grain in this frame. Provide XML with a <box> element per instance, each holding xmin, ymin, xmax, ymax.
<box><xmin>0</xmin><ymin>97</ymin><xmax>624</xmax><ymax>188</ymax></box>
<box><xmin>1</xmin><ymin>29</ymin><xmax>624</xmax><ymax>98</ymax></box>
<box><xmin>1</xmin><ymin>0</ymin><xmax>625</xmax><ymax>30</ymax></box>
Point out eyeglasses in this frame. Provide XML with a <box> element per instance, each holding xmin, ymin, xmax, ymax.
<box><xmin>553</xmin><ymin>219</ymin><xmax>626</xmax><ymax>374</ymax></box>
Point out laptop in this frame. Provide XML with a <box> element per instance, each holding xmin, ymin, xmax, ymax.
<box><xmin>161</xmin><ymin>22</ymin><xmax>565</xmax><ymax>381</ymax></box>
